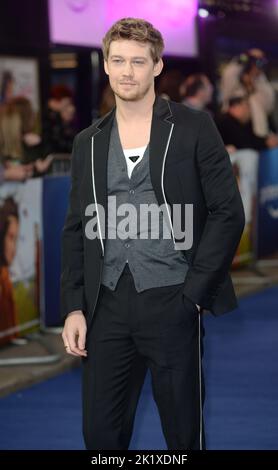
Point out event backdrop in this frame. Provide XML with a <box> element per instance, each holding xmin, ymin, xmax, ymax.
<box><xmin>48</xmin><ymin>0</ymin><xmax>198</xmax><ymax>57</ymax></box>
<box><xmin>257</xmin><ymin>147</ymin><xmax>278</xmax><ymax>258</ymax></box>
<box><xmin>42</xmin><ymin>175</ymin><xmax>71</xmax><ymax>326</ymax></box>
<box><xmin>0</xmin><ymin>179</ymin><xmax>42</xmax><ymax>345</ymax></box>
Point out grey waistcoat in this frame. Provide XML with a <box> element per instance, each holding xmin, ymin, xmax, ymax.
<box><xmin>101</xmin><ymin>118</ymin><xmax>189</xmax><ymax>292</ymax></box>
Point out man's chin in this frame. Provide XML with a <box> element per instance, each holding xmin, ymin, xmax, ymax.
<box><xmin>115</xmin><ymin>92</ymin><xmax>141</xmax><ymax>102</ymax></box>
<box><xmin>114</xmin><ymin>86</ymin><xmax>149</xmax><ymax>101</ymax></box>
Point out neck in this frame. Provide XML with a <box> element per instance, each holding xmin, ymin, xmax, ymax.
<box><xmin>115</xmin><ymin>88</ymin><xmax>155</xmax><ymax>123</ymax></box>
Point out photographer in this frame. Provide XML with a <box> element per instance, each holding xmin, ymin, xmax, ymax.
<box><xmin>220</xmin><ymin>49</ymin><xmax>276</xmax><ymax>138</ymax></box>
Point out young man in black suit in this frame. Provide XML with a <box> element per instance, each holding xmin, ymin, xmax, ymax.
<box><xmin>61</xmin><ymin>17</ymin><xmax>245</xmax><ymax>450</ymax></box>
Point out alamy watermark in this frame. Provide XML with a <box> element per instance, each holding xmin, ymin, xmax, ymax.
<box><xmin>85</xmin><ymin>196</ymin><xmax>193</xmax><ymax>250</ymax></box>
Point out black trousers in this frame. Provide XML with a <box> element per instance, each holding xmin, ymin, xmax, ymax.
<box><xmin>82</xmin><ymin>263</ymin><xmax>206</xmax><ymax>450</ymax></box>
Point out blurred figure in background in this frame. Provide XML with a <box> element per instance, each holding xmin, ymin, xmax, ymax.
<box><xmin>220</xmin><ymin>49</ymin><xmax>276</xmax><ymax>138</ymax></box>
<box><xmin>0</xmin><ymin>96</ymin><xmax>52</xmax><ymax>175</ymax></box>
<box><xmin>180</xmin><ymin>73</ymin><xmax>213</xmax><ymax>112</ymax></box>
<box><xmin>99</xmin><ymin>83</ymin><xmax>115</xmax><ymax>117</ymax></box>
<box><xmin>156</xmin><ymin>69</ymin><xmax>184</xmax><ymax>101</ymax></box>
<box><xmin>216</xmin><ymin>92</ymin><xmax>278</xmax><ymax>153</ymax></box>
<box><xmin>43</xmin><ymin>84</ymin><xmax>77</xmax><ymax>155</ymax></box>
<box><xmin>0</xmin><ymin>97</ymin><xmax>28</xmax><ymax>163</ymax></box>
<box><xmin>0</xmin><ymin>70</ymin><xmax>15</xmax><ymax>105</ymax></box>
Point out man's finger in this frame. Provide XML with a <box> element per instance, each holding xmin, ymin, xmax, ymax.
<box><xmin>62</xmin><ymin>333</ymin><xmax>78</xmax><ymax>356</ymax></box>
<box><xmin>71</xmin><ymin>345</ymin><xmax>87</xmax><ymax>357</ymax></box>
<box><xmin>66</xmin><ymin>347</ymin><xmax>79</xmax><ymax>357</ymax></box>
<box><xmin>68</xmin><ymin>331</ymin><xmax>87</xmax><ymax>357</ymax></box>
<box><xmin>78</xmin><ymin>328</ymin><xmax>87</xmax><ymax>352</ymax></box>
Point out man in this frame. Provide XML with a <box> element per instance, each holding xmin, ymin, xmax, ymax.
<box><xmin>216</xmin><ymin>94</ymin><xmax>278</xmax><ymax>152</ymax></box>
<box><xmin>43</xmin><ymin>84</ymin><xmax>76</xmax><ymax>155</ymax></box>
<box><xmin>180</xmin><ymin>73</ymin><xmax>214</xmax><ymax>112</ymax></box>
<box><xmin>61</xmin><ymin>18</ymin><xmax>245</xmax><ymax>450</ymax></box>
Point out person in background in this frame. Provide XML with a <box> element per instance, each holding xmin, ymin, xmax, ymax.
<box><xmin>43</xmin><ymin>84</ymin><xmax>77</xmax><ymax>155</ymax></box>
<box><xmin>216</xmin><ymin>93</ymin><xmax>278</xmax><ymax>152</ymax></box>
<box><xmin>0</xmin><ymin>97</ymin><xmax>27</xmax><ymax>162</ymax></box>
<box><xmin>180</xmin><ymin>73</ymin><xmax>214</xmax><ymax>112</ymax></box>
<box><xmin>220</xmin><ymin>49</ymin><xmax>276</xmax><ymax>138</ymax></box>
<box><xmin>156</xmin><ymin>69</ymin><xmax>184</xmax><ymax>101</ymax></box>
<box><xmin>0</xmin><ymin>70</ymin><xmax>15</xmax><ymax>104</ymax></box>
<box><xmin>99</xmin><ymin>83</ymin><xmax>116</xmax><ymax>117</ymax></box>
<box><xmin>0</xmin><ymin>96</ymin><xmax>53</xmax><ymax>175</ymax></box>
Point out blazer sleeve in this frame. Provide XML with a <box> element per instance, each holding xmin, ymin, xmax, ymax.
<box><xmin>183</xmin><ymin>112</ymin><xmax>245</xmax><ymax>309</ymax></box>
<box><xmin>60</xmin><ymin>134</ymin><xmax>86</xmax><ymax>322</ymax></box>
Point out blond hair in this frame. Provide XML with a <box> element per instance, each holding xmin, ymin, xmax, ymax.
<box><xmin>102</xmin><ymin>17</ymin><xmax>164</xmax><ymax>64</ymax></box>
<box><xmin>0</xmin><ymin>106</ymin><xmax>23</xmax><ymax>160</ymax></box>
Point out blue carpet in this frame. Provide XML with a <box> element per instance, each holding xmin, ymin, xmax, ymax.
<box><xmin>0</xmin><ymin>286</ymin><xmax>277</xmax><ymax>450</ymax></box>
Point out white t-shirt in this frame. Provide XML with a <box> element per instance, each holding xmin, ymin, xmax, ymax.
<box><xmin>123</xmin><ymin>145</ymin><xmax>147</xmax><ymax>179</ymax></box>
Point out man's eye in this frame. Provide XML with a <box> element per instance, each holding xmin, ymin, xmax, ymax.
<box><xmin>113</xmin><ymin>59</ymin><xmax>123</xmax><ymax>63</ymax></box>
<box><xmin>133</xmin><ymin>61</ymin><xmax>144</xmax><ymax>65</ymax></box>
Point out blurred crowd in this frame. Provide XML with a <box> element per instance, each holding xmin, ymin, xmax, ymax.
<box><xmin>0</xmin><ymin>76</ymin><xmax>77</xmax><ymax>185</ymax></box>
<box><xmin>100</xmin><ymin>48</ymin><xmax>278</xmax><ymax>156</ymax></box>
<box><xmin>1</xmin><ymin>48</ymin><xmax>278</xmax><ymax>187</ymax></box>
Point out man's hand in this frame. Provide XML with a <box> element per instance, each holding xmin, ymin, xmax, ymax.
<box><xmin>196</xmin><ymin>304</ymin><xmax>201</xmax><ymax>313</ymax></box>
<box><xmin>23</xmin><ymin>132</ymin><xmax>41</xmax><ymax>146</ymax></box>
<box><xmin>34</xmin><ymin>155</ymin><xmax>54</xmax><ymax>174</ymax></box>
<box><xmin>62</xmin><ymin>310</ymin><xmax>87</xmax><ymax>357</ymax></box>
<box><xmin>226</xmin><ymin>145</ymin><xmax>237</xmax><ymax>154</ymax></box>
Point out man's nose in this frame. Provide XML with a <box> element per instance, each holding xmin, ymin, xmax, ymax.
<box><xmin>122</xmin><ymin>61</ymin><xmax>133</xmax><ymax>76</ymax></box>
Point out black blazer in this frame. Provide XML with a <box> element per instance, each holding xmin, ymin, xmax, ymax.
<box><xmin>61</xmin><ymin>96</ymin><xmax>245</xmax><ymax>326</ymax></box>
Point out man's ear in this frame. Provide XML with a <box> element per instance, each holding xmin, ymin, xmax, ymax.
<box><xmin>154</xmin><ymin>58</ymin><xmax>163</xmax><ymax>78</ymax></box>
<box><xmin>104</xmin><ymin>60</ymin><xmax>109</xmax><ymax>76</ymax></box>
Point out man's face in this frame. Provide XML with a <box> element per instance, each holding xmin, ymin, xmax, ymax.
<box><xmin>104</xmin><ymin>39</ymin><xmax>163</xmax><ymax>102</ymax></box>
<box><xmin>200</xmin><ymin>77</ymin><xmax>213</xmax><ymax>105</ymax></box>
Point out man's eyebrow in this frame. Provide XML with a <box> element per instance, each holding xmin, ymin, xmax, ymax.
<box><xmin>110</xmin><ymin>55</ymin><xmax>147</xmax><ymax>60</ymax></box>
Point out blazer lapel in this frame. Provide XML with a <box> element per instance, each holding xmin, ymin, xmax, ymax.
<box><xmin>149</xmin><ymin>96</ymin><xmax>174</xmax><ymax>208</ymax></box>
<box><xmin>90</xmin><ymin>109</ymin><xmax>115</xmax><ymax>256</ymax></box>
